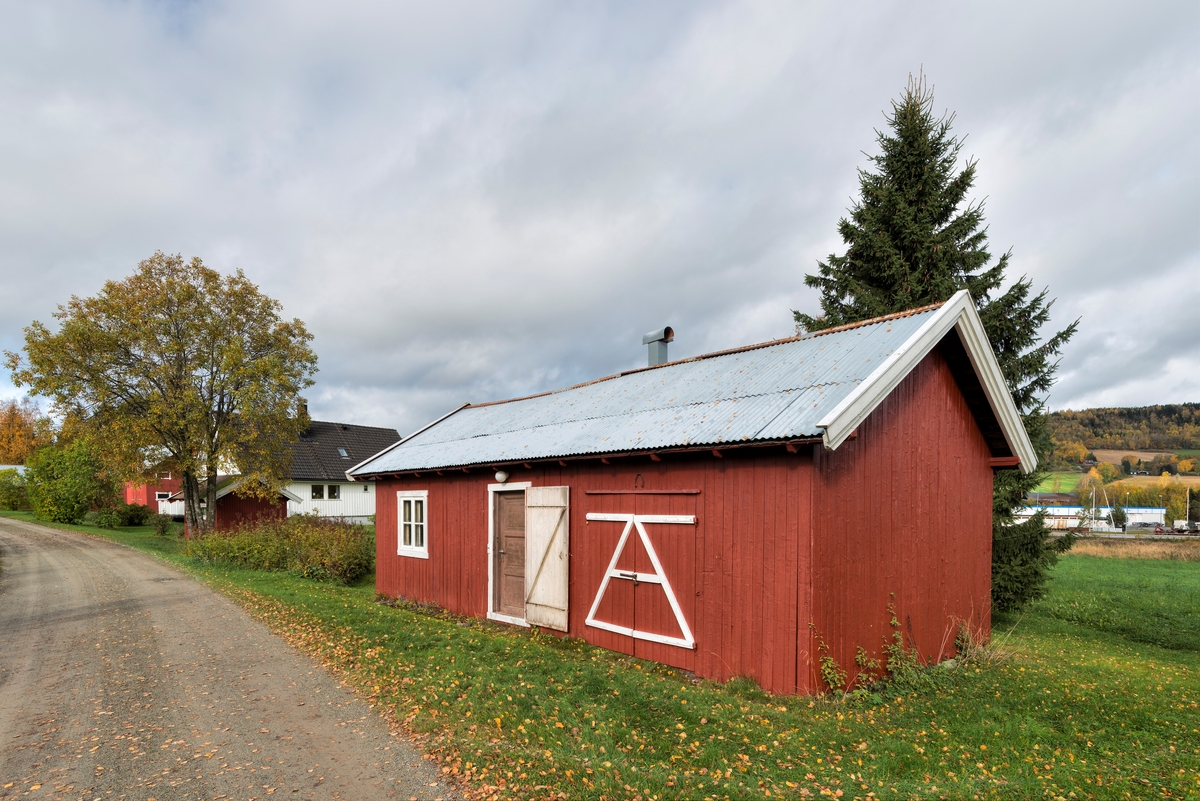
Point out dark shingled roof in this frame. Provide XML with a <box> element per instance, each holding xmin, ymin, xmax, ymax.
<box><xmin>289</xmin><ymin>420</ymin><xmax>401</xmax><ymax>481</ymax></box>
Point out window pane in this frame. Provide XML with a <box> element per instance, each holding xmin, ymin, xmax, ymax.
<box><xmin>414</xmin><ymin>500</ymin><xmax>424</xmax><ymax>523</ymax></box>
<box><xmin>328</xmin><ymin>485</ymin><xmax>340</xmax><ymax>500</ymax></box>
<box><xmin>312</xmin><ymin>484</ymin><xmax>324</xmax><ymax>500</ymax></box>
<box><xmin>403</xmin><ymin>523</ymin><xmax>412</xmax><ymax>546</ymax></box>
<box><xmin>402</xmin><ymin>499</ymin><xmax>411</xmax><ymax>522</ymax></box>
<box><xmin>415</xmin><ymin>523</ymin><xmax>424</xmax><ymax>548</ymax></box>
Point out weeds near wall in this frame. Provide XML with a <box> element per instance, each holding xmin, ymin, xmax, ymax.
<box><xmin>818</xmin><ymin>599</ymin><xmax>1003</xmax><ymax>706</ymax></box>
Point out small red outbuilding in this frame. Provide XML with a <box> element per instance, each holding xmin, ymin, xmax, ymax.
<box><xmin>350</xmin><ymin>292</ymin><xmax>1035</xmax><ymax>695</ymax></box>
<box><xmin>173</xmin><ymin>477</ymin><xmax>301</xmax><ymax>536</ymax></box>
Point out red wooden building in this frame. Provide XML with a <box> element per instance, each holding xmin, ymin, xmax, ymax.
<box><xmin>350</xmin><ymin>292</ymin><xmax>1035</xmax><ymax>695</ymax></box>
<box><xmin>171</xmin><ymin>477</ymin><xmax>300</xmax><ymax>535</ymax></box>
<box><xmin>123</xmin><ymin>471</ymin><xmax>181</xmax><ymax>510</ymax></box>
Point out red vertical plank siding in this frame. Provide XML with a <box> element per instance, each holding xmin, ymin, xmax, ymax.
<box><xmin>214</xmin><ymin>494</ymin><xmax>286</xmax><ymax>531</ymax></box>
<box><xmin>123</xmin><ymin>477</ymin><xmax>181</xmax><ymax>507</ymax></box>
<box><xmin>810</xmin><ymin>347</ymin><xmax>993</xmax><ymax>691</ymax></box>
<box><xmin>375</xmin><ymin>455</ymin><xmax>812</xmax><ymax>695</ymax></box>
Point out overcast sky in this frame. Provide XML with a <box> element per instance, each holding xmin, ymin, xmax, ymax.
<box><xmin>1</xmin><ymin>1</ymin><xmax>1196</xmax><ymax>435</ymax></box>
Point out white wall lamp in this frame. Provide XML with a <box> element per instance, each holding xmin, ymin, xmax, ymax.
<box><xmin>494</xmin><ymin>470</ymin><xmax>509</xmax><ymax>483</ymax></box>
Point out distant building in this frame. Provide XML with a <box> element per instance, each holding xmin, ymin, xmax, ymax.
<box><xmin>129</xmin><ymin>420</ymin><xmax>400</xmax><ymax>524</ymax></box>
<box><xmin>124</xmin><ymin>468</ymin><xmax>181</xmax><ymax>513</ymax></box>
<box><xmin>284</xmin><ymin>421</ymin><xmax>400</xmax><ymax>524</ymax></box>
<box><xmin>169</xmin><ymin>476</ymin><xmax>301</xmax><ymax>534</ymax></box>
<box><xmin>1015</xmin><ymin>505</ymin><xmax>1166</xmax><ymax>530</ymax></box>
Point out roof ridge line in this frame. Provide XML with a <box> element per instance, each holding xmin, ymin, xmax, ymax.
<box><xmin>413</xmin><ymin>380</ymin><xmax>861</xmax><ymax>443</ymax></box>
<box><xmin>467</xmin><ymin>303</ymin><xmax>943</xmax><ymax>411</ymax></box>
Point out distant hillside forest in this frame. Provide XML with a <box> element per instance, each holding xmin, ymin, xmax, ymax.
<box><xmin>1048</xmin><ymin>403</ymin><xmax>1200</xmax><ymax>451</ymax></box>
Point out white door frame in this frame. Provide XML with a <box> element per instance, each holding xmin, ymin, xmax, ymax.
<box><xmin>487</xmin><ymin>482</ymin><xmax>531</xmax><ymax>627</ymax></box>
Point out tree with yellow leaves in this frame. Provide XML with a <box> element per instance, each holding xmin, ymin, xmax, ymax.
<box><xmin>0</xmin><ymin>397</ymin><xmax>51</xmax><ymax>464</ymax></box>
<box><xmin>6</xmin><ymin>252</ymin><xmax>318</xmax><ymax>534</ymax></box>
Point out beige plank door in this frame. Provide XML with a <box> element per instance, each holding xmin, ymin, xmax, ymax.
<box><xmin>525</xmin><ymin>486</ymin><xmax>569</xmax><ymax>631</ymax></box>
<box><xmin>493</xmin><ymin>491</ymin><xmax>527</xmax><ymax>618</ymax></box>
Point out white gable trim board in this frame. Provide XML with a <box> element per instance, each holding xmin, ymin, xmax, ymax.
<box><xmin>216</xmin><ymin>479</ymin><xmax>304</xmax><ymax>504</ymax></box>
<box><xmin>816</xmin><ymin>290</ymin><xmax>1037</xmax><ymax>474</ymax></box>
<box><xmin>344</xmin><ymin>402</ymin><xmax>472</xmax><ymax>482</ymax></box>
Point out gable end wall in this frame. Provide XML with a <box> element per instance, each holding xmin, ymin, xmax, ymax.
<box><xmin>810</xmin><ymin>344</ymin><xmax>994</xmax><ymax>690</ymax></box>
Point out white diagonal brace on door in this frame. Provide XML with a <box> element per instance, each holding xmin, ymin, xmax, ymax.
<box><xmin>584</xmin><ymin>513</ymin><xmax>696</xmax><ymax>649</ymax></box>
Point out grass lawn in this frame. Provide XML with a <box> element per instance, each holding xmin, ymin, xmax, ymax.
<box><xmin>3</xmin><ymin>510</ymin><xmax>1197</xmax><ymax>800</ymax></box>
<box><xmin>1033</xmin><ymin>472</ymin><xmax>1083</xmax><ymax>494</ymax></box>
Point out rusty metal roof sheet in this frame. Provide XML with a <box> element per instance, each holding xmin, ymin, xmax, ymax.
<box><xmin>351</xmin><ymin>305</ymin><xmax>940</xmax><ymax>474</ymax></box>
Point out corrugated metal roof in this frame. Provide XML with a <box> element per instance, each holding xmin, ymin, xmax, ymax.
<box><xmin>351</xmin><ymin>306</ymin><xmax>940</xmax><ymax>474</ymax></box>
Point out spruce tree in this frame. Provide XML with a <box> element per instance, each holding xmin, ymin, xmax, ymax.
<box><xmin>795</xmin><ymin>75</ymin><xmax>1078</xmax><ymax>613</ymax></box>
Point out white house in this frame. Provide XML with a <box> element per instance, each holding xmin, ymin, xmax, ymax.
<box><xmin>284</xmin><ymin>420</ymin><xmax>400</xmax><ymax>524</ymax></box>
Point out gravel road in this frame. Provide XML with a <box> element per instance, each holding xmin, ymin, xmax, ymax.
<box><xmin>0</xmin><ymin>516</ymin><xmax>455</xmax><ymax>801</ymax></box>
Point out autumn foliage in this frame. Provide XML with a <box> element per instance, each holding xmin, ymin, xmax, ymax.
<box><xmin>0</xmin><ymin>398</ymin><xmax>50</xmax><ymax>465</ymax></box>
<box><xmin>7</xmin><ymin>252</ymin><xmax>318</xmax><ymax>534</ymax></box>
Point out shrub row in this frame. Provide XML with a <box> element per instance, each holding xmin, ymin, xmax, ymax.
<box><xmin>94</xmin><ymin>502</ymin><xmax>155</xmax><ymax>529</ymax></box>
<box><xmin>184</xmin><ymin>515</ymin><xmax>374</xmax><ymax>583</ymax></box>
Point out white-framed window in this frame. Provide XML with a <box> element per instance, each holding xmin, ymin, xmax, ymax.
<box><xmin>155</xmin><ymin>492</ymin><xmax>171</xmax><ymax>501</ymax></box>
<box><xmin>397</xmin><ymin>491</ymin><xmax>429</xmax><ymax>559</ymax></box>
<box><xmin>327</xmin><ymin>484</ymin><xmax>341</xmax><ymax>500</ymax></box>
<box><xmin>312</xmin><ymin>484</ymin><xmax>324</xmax><ymax>500</ymax></box>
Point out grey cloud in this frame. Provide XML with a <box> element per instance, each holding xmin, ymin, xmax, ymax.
<box><xmin>0</xmin><ymin>0</ymin><xmax>1196</xmax><ymax>436</ymax></box>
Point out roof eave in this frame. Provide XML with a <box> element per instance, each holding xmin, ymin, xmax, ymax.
<box><xmin>348</xmin><ymin>436</ymin><xmax>826</xmax><ymax>478</ymax></box>
<box><xmin>815</xmin><ymin>290</ymin><xmax>1038</xmax><ymax>474</ymax></box>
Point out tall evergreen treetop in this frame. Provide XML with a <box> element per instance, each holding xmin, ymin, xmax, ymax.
<box><xmin>795</xmin><ymin>75</ymin><xmax>1079</xmax><ymax>612</ymax></box>
<box><xmin>796</xmin><ymin>82</ymin><xmax>1003</xmax><ymax>328</ymax></box>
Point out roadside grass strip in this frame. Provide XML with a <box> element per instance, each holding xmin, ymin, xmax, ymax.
<box><xmin>4</xmin><ymin>511</ymin><xmax>1197</xmax><ymax>800</ymax></box>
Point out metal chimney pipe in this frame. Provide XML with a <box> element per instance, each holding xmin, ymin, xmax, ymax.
<box><xmin>642</xmin><ymin>326</ymin><xmax>674</xmax><ymax>366</ymax></box>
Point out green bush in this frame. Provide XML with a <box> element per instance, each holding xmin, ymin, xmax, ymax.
<box><xmin>91</xmin><ymin>502</ymin><xmax>154</xmax><ymax>529</ymax></box>
<box><xmin>93</xmin><ymin>506</ymin><xmax>122</xmax><ymax>529</ymax></box>
<box><xmin>184</xmin><ymin>515</ymin><xmax>374</xmax><ymax>583</ymax></box>
<box><xmin>153</xmin><ymin>513</ymin><xmax>175</xmax><ymax>537</ymax></box>
<box><xmin>0</xmin><ymin>469</ymin><xmax>29</xmax><ymax>510</ymax></box>
<box><xmin>25</xmin><ymin>441</ymin><xmax>118</xmax><ymax>524</ymax></box>
<box><xmin>118</xmin><ymin>502</ymin><xmax>154</xmax><ymax>526</ymax></box>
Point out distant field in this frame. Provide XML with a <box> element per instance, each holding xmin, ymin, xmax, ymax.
<box><xmin>1033</xmin><ymin>471</ymin><xmax>1081</xmax><ymax>493</ymax></box>
<box><xmin>1071</xmin><ymin>538</ymin><xmax>1200</xmax><ymax>562</ymax></box>
<box><xmin>1092</xmin><ymin>448</ymin><xmax>1174</xmax><ymax>464</ymax></box>
<box><xmin>1112</xmin><ymin>474</ymin><xmax>1200</xmax><ymax>488</ymax></box>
